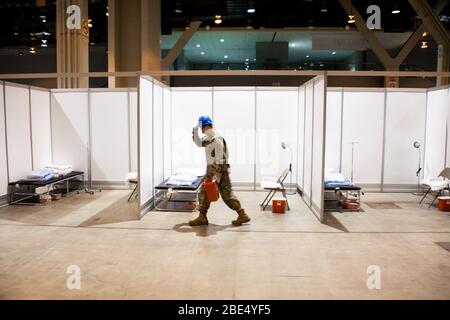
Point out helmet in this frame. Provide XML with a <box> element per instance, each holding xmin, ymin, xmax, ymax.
<box><xmin>198</xmin><ymin>116</ymin><xmax>213</xmax><ymax>128</ymax></box>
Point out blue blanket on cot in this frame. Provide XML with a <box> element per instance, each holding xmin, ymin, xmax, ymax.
<box><xmin>324</xmin><ymin>173</ymin><xmax>353</xmax><ymax>188</ymax></box>
<box><xmin>27</xmin><ymin>170</ymin><xmax>54</xmax><ymax>182</ymax></box>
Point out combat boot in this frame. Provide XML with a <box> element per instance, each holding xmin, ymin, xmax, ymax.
<box><xmin>189</xmin><ymin>213</ymin><xmax>209</xmax><ymax>226</ymax></box>
<box><xmin>232</xmin><ymin>209</ymin><xmax>251</xmax><ymax>226</ymax></box>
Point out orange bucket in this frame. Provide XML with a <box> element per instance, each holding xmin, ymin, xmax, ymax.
<box><xmin>204</xmin><ymin>179</ymin><xmax>220</xmax><ymax>202</ymax></box>
<box><xmin>272</xmin><ymin>197</ymin><xmax>286</xmax><ymax>214</ymax></box>
<box><xmin>438</xmin><ymin>197</ymin><xmax>450</xmax><ymax>212</ymax></box>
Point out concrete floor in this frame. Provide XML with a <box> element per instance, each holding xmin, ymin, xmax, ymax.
<box><xmin>0</xmin><ymin>190</ymin><xmax>449</xmax><ymax>300</ymax></box>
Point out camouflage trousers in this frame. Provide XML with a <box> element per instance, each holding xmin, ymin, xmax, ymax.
<box><xmin>198</xmin><ymin>164</ymin><xmax>243</xmax><ymax>215</ymax></box>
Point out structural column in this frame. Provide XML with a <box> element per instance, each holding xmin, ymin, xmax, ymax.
<box><xmin>437</xmin><ymin>44</ymin><xmax>450</xmax><ymax>86</ymax></box>
<box><xmin>108</xmin><ymin>0</ymin><xmax>161</xmax><ymax>88</ymax></box>
<box><xmin>56</xmin><ymin>0</ymin><xmax>89</xmax><ymax>88</ymax></box>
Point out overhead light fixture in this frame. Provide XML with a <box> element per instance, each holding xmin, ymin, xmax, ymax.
<box><xmin>421</xmin><ymin>41</ymin><xmax>428</xmax><ymax>49</ymax></box>
<box><xmin>29</xmin><ymin>47</ymin><xmax>36</xmax><ymax>54</ymax></box>
<box><xmin>13</xmin><ymin>32</ymin><xmax>19</xmax><ymax>36</ymax></box>
<box><xmin>392</xmin><ymin>3</ymin><xmax>400</xmax><ymax>14</ymax></box>
<box><xmin>320</xmin><ymin>0</ymin><xmax>328</xmax><ymax>13</ymax></box>
<box><xmin>201</xmin><ymin>51</ymin><xmax>205</xmax><ymax>55</ymax></box>
<box><xmin>214</xmin><ymin>15</ymin><xmax>222</xmax><ymax>24</ymax></box>
<box><xmin>88</xmin><ymin>19</ymin><xmax>93</xmax><ymax>28</ymax></box>
<box><xmin>220</xmin><ymin>38</ymin><xmax>225</xmax><ymax>42</ymax></box>
<box><xmin>224</xmin><ymin>55</ymin><xmax>228</xmax><ymax>59</ymax></box>
<box><xmin>306</xmin><ymin>55</ymin><xmax>310</xmax><ymax>58</ymax></box>
<box><xmin>422</xmin><ymin>31</ymin><xmax>428</xmax><ymax>37</ymax></box>
<box><xmin>106</xmin><ymin>6</ymin><xmax>109</xmax><ymax>16</ymax></box>
<box><xmin>290</xmin><ymin>43</ymin><xmax>296</xmax><ymax>47</ymax></box>
<box><xmin>348</xmin><ymin>14</ymin><xmax>355</xmax><ymax>24</ymax></box>
<box><xmin>18</xmin><ymin>52</ymin><xmax>24</xmax><ymax>56</ymax></box>
<box><xmin>247</xmin><ymin>1</ymin><xmax>256</xmax><ymax>14</ymax></box>
<box><xmin>41</xmin><ymin>43</ymin><xmax>48</xmax><ymax>47</ymax></box>
<box><xmin>332</xmin><ymin>51</ymin><xmax>336</xmax><ymax>55</ymax></box>
<box><xmin>246</xmin><ymin>58</ymin><xmax>249</xmax><ymax>62</ymax></box>
<box><xmin>196</xmin><ymin>44</ymin><xmax>201</xmax><ymax>47</ymax></box>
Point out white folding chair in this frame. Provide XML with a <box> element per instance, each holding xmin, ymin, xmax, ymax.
<box><xmin>260</xmin><ymin>169</ymin><xmax>290</xmax><ymax>211</ymax></box>
<box><xmin>420</xmin><ymin>168</ymin><xmax>450</xmax><ymax>208</ymax></box>
<box><xmin>126</xmin><ymin>172</ymin><xmax>138</xmax><ymax>202</ymax></box>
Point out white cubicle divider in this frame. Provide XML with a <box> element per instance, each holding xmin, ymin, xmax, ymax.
<box><xmin>90</xmin><ymin>90</ymin><xmax>130</xmax><ymax>185</ymax></box>
<box><xmin>163</xmin><ymin>86</ymin><xmax>172</xmax><ymax>180</ymax></box>
<box><xmin>342</xmin><ymin>89</ymin><xmax>385</xmax><ymax>189</ymax></box>
<box><xmin>425</xmin><ymin>87</ymin><xmax>449</xmax><ymax>178</ymax></box>
<box><xmin>51</xmin><ymin>89</ymin><xmax>90</xmax><ymax>179</ymax></box>
<box><xmin>129</xmin><ymin>90</ymin><xmax>138</xmax><ymax>172</ymax></box>
<box><xmin>296</xmin><ymin>86</ymin><xmax>305</xmax><ymax>192</ymax></box>
<box><xmin>325</xmin><ymin>87</ymin><xmax>449</xmax><ymax>192</ymax></box>
<box><xmin>139</xmin><ymin>76</ymin><xmax>154</xmax><ymax>214</ymax></box>
<box><xmin>297</xmin><ymin>76</ymin><xmax>326</xmax><ymax>222</ymax></box>
<box><xmin>384</xmin><ymin>89</ymin><xmax>427</xmax><ymax>188</ymax></box>
<box><xmin>256</xmin><ymin>87</ymin><xmax>299</xmax><ymax>186</ymax></box>
<box><xmin>153</xmin><ymin>80</ymin><xmax>165</xmax><ymax>194</ymax></box>
<box><xmin>214</xmin><ymin>87</ymin><xmax>256</xmax><ymax>186</ymax></box>
<box><xmin>302</xmin><ymin>81</ymin><xmax>314</xmax><ymax>204</ymax></box>
<box><xmin>311</xmin><ymin>77</ymin><xmax>326</xmax><ymax>219</ymax></box>
<box><xmin>171</xmin><ymin>87</ymin><xmax>213</xmax><ymax>172</ymax></box>
<box><xmin>30</xmin><ymin>87</ymin><xmax>52</xmax><ymax>170</ymax></box>
<box><xmin>4</xmin><ymin>83</ymin><xmax>33</xmax><ymax>182</ymax></box>
<box><xmin>0</xmin><ymin>82</ymin><xmax>8</xmax><ymax>200</ymax></box>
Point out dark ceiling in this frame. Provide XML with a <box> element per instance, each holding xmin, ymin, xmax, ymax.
<box><xmin>0</xmin><ymin>0</ymin><xmax>449</xmax><ymax>51</ymax></box>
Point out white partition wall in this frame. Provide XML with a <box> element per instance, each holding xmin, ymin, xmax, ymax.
<box><xmin>303</xmin><ymin>82</ymin><xmax>314</xmax><ymax>201</ymax></box>
<box><xmin>325</xmin><ymin>87</ymin><xmax>439</xmax><ymax>192</ymax></box>
<box><xmin>342</xmin><ymin>89</ymin><xmax>385</xmax><ymax>189</ymax></box>
<box><xmin>130</xmin><ymin>90</ymin><xmax>138</xmax><ymax>172</ymax></box>
<box><xmin>171</xmin><ymin>88</ymin><xmax>213</xmax><ymax>172</ymax></box>
<box><xmin>214</xmin><ymin>87</ymin><xmax>256</xmax><ymax>185</ymax></box>
<box><xmin>425</xmin><ymin>88</ymin><xmax>449</xmax><ymax>178</ymax></box>
<box><xmin>51</xmin><ymin>90</ymin><xmax>89</xmax><ymax>176</ymax></box>
<box><xmin>153</xmin><ymin>81</ymin><xmax>165</xmax><ymax>191</ymax></box>
<box><xmin>256</xmin><ymin>88</ymin><xmax>298</xmax><ymax>185</ymax></box>
<box><xmin>311</xmin><ymin>77</ymin><xmax>326</xmax><ymax>219</ymax></box>
<box><xmin>163</xmin><ymin>87</ymin><xmax>172</xmax><ymax>179</ymax></box>
<box><xmin>325</xmin><ymin>89</ymin><xmax>342</xmax><ymax>172</ymax></box>
<box><xmin>296</xmin><ymin>86</ymin><xmax>305</xmax><ymax>191</ymax></box>
<box><xmin>4</xmin><ymin>83</ymin><xmax>33</xmax><ymax>182</ymax></box>
<box><xmin>139</xmin><ymin>76</ymin><xmax>154</xmax><ymax>212</ymax></box>
<box><xmin>384</xmin><ymin>90</ymin><xmax>427</xmax><ymax>189</ymax></box>
<box><xmin>0</xmin><ymin>82</ymin><xmax>8</xmax><ymax>198</ymax></box>
<box><xmin>90</xmin><ymin>90</ymin><xmax>130</xmax><ymax>184</ymax></box>
<box><xmin>297</xmin><ymin>77</ymin><xmax>327</xmax><ymax>221</ymax></box>
<box><xmin>30</xmin><ymin>87</ymin><xmax>52</xmax><ymax>170</ymax></box>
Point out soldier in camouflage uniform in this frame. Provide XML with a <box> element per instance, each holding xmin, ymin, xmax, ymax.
<box><xmin>189</xmin><ymin>116</ymin><xmax>251</xmax><ymax>227</ymax></box>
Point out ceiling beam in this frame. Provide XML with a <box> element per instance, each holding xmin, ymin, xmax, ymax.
<box><xmin>393</xmin><ymin>0</ymin><xmax>448</xmax><ymax>66</ymax></box>
<box><xmin>162</xmin><ymin>21</ymin><xmax>202</xmax><ymax>69</ymax></box>
<box><xmin>408</xmin><ymin>0</ymin><xmax>450</xmax><ymax>45</ymax></box>
<box><xmin>338</xmin><ymin>0</ymin><xmax>396</xmax><ymax>69</ymax></box>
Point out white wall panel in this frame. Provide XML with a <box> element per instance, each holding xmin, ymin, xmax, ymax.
<box><xmin>30</xmin><ymin>88</ymin><xmax>52</xmax><ymax>170</ymax></box>
<box><xmin>296</xmin><ymin>86</ymin><xmax>305</xmax><ymax>190</ymax></box>
<box><xmin>425</xmin><ymin>88</ymin><xmax>448</xmax><ymax>178</ymax></box>
<box><xmin>90</xmin><ymin>91</ymin><xmax>129</xmax><ymax>182</ymax></box>
<box><xmin>5</xmin><ymin>84</ymin><xmax>32</xmax><ymax>182</ymax></box>
<box><xmin>51</xmin><ymin>91</ymin><xmax>89</xmax><ymax>176</ymax></box>
<box><xmin>342</xmin><ymin>91</ymin><xmax>385</xmax><ymax>185</ymax></box>
<box><xmin>384</xmin><ymin>91</ymin><xmax>427</xmax><ymax>185</ymax></box>
<box><xmin>256</xmin><ymin>89</ymin><xmax>298</xmax><ymax>185</ymax></box>
<box><xmin>311</xmin><ymin>78</ymin><xmax>326</xmax><ymax>217</ymax></box>
<box><xmin>163</xmin><ymin>87</ymin><xmax>172</xmax><ymax>179</ymax></box>
<box><xmin>303</xmin><ymin>83</ymin><xmax>314</xmax><ymax>199</ymax></box>
<box><xmin>139</xmin><ymin>77</ymin><xmax>154</xmax><ymax>208</ymax></box>
<box><xmin>171</xmin><ymin>89</ymin><xmax>212</xmax><ymax>172</ymax></box>
<box><xmin>325</xmin><ymin>90</ymin><xmax>342</xmax><ymax>172</ymax></box>
<box><xmin>153</xmin><ymin>83</ymin><xmax>164</xmax><ymax>188</ymax></box>
<box><xmin>214</xmin><ymin>88</ymin><xmax>255</xmax><ymax>184</ymax></box>
<box><xmin>129</xmin><ymin>91</ymin><xmax>138</xmax><ymax>172</ymax></box>
<box><xmin>0</xmin><ymin>83</ymin><xmax>8</xmax><ymax>196</ymax></box>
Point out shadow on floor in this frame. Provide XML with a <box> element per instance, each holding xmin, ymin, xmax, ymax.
<box><xmin>323</xmin><ymin>213</ymin><xmax>349</xmax><ymax>233</ymax></box>
<box><xmin>173</xmin><ymin>223</ymin><xmax>233</xmax><ymax>237</ymax></box>
<box><xmin>78</xmin><ymin>194</ymin><xmax>139</xmax><ymax>227</ymax></box>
